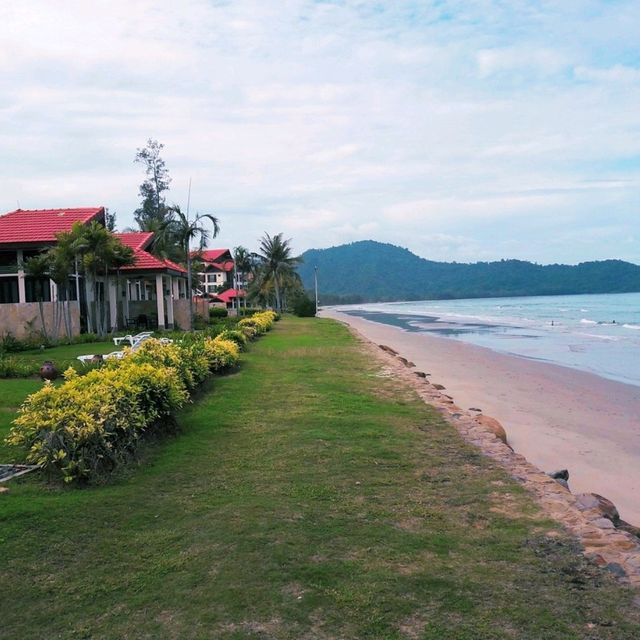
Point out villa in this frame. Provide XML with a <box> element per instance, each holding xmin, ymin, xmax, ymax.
<box><xmin>0</xmin><ymin>207</ymin><xmax>192</xmax><ymax>337</ymax></box>
<box><xmin>195</xmin><ymin>248</ymin><xmax>235</xmax><ymax>297</ymax></box>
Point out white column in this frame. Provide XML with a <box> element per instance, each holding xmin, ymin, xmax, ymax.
<box><xmin>166</xmin><ymin>276</ymin><xmax>174</xmax><ymax>328</ymax></box>
<box><xmin>17</xmin><ymin>250</ymin><xmax>26</xmax><ymax>303</ymax></box>
<box><xmin>155</xmin><ymin>274</ymin><xmax>165</xmax><ymax>329</ymax></box>
<box><xmin>108</xmin><ymin>279</ymin><xmax>118</xmax><ymax>332</ymax></box>
<box><xmin>124</xmin><ymin>279</ymin><xmax>130</xmax><ymax>323</ymax></box>
<box><xmin>172</xmin><ymin>278</ymin><xmax>179</xmax><ymax>299</ymax></box>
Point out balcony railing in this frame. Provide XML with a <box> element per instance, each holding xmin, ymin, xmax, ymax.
<box><xmin>0</xmin><ymin>265</ymin><xmax>18</xmax><ymax>274</ymax></box>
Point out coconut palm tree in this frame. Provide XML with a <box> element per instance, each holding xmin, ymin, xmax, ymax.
<box><xmin>170</xmin><ymin>205</ymin><xmax>220</xmax><ymax>329</ymax></box>
<box><xmin>23</xmin><ymin>253</ymin><xmax>50</xmax><ymax>342</ymax></box>
<box><xmin>67</xmin><ymin>222</ymin><xmax>134</xmax><ymax>336</ymax></box>
<box><xmin>256</xmin><ymin>233</ymin><xmax>301</xmax><ymax>313</ymax></box>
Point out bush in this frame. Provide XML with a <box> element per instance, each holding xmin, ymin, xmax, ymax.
<box><xmin>0</xmin><ymin>357</ymin><xmax>39</xmax><ymax>378</ymax></box>
<box><xmin>7</xmin><ymin>362</ymin><xmax>188</xmax><ymax>483</ymax></box>
<box><xmin>202</xmin><ymin>337</ymin><xmax>240</xmax><ymax>370</ymax></box>
<box><xmin>238</xmin><ymin>310</ymin><xmax>277</xmax><ymax>337</ymax></box>
<box><xmin>193</xmin><ymin>314</ymin><xmax>208</xmax><ymax>330</ymax></box>
<box><xmin>0</xmin><ymin>333</ymin><xmax>30</xmax><ymax>353</ymax></box>
<box><xmin>6</xmin><ymin>312</ymin><xmax>278</xmax><ymax>484</ymax></box>
<box><xmin>209</xmin><ymin>306</ymin><xmax>229</xmax><ymax>319</ymax></box>
<box><xmin>216</xmin><ymin>329</ymin><xmax>248</xmax><ymax>350</ymax></box>
<box><xmin>292</xmin><ymin>294</ymin><xmax>316</xmax><ymax>317</ymax></box>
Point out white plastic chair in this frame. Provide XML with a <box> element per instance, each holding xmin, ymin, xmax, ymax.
<box><xmin>113</xmin><ymin>331</ymin><xmax>153</xmax><ymax>346</ymax></box>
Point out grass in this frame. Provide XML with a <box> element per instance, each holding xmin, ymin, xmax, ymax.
<box><xmin>1</xmin><ymin>317</ymin><xmax>639</xmax><ymax>639</ymax></box>
<box><xmin>0</xmin><ymin>340</ymin><xmax>118</xmax><ymax>379</ymax></box>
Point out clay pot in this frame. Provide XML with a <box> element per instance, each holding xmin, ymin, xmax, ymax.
<box><xmin>39</xmin><ymin>361</ymin><xmax>58</xmax><ymax>381</ymax></box>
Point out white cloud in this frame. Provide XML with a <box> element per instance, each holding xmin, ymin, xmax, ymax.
<box><xmin>0</xmin><ymin>0</ymin><xmax>639</xmax><ymax>264</ymax></box>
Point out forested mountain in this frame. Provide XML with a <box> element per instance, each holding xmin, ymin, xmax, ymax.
<box><xmin>298</xmin><ymin>240</ymin><xmax>640</xmax><ymax>303</ymax></box>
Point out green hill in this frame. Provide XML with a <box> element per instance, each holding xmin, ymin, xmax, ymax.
<box><xmin>298</xmin><ymin>240</ymin><xmax>640</xmax><ymax>303</ymax></box>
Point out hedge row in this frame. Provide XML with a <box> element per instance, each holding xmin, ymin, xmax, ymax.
<box><xmin>6</xmin><ymin>311</ymin><xmax>277</xmax><ymax>484</ymax></box>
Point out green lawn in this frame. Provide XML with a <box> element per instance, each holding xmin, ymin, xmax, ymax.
<box><xmin>1</xmin><ymin>317</ymin><xmax>639</xmax><ymax>639</ymax></box>
<box><xmin>0</xmin><ymin>339</ymin><xmax>120</xmax><ymax>381</ymax></box>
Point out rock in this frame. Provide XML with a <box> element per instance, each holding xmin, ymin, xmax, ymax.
<box><xmin>432</xmin><ymin>383</ymin><xmax>446</xmax><ymax>390</ymax></box>
<box><xmin>617</xmin><ymin>520</ymin><xmax>640</xmax><ymax>538</ymax></box>
<box><xmin>474</xmin><ymin>414</ymin><xmax>508</xmax><ymax>445</ymax></box>
<box><xmin>547</xmin><ymin>469</ymin><xmax>569</xmax><ymax>481</ymax></box>
<box><xmin>605</xmin><ymin>562</ymin><xmax>627</xmax><ymax>578</ymax></box>
<box><xmin>555</xmin><ymin>478</ymin><xmax>570</xmax><ymax>491</ymax></box>
<box><xmin>593</xmin><ymin>517</ymin><xmax>616</xmax><ymax>529</ymax></box>
<box><xmin>397</xmin><ymin>356</ymin><xmax>409</xmax><ymax>365</ymax></box>
<box><xmin>469</xmin><ymin>407</ymin><xmax>482</xmax><ymax>412</ymax></box>
<box><xmin>379</xmin><ymin>344</ymin><xmax>398</xmax><ymax>355</ymax></box>
<box><xmin>575</xmin><ymin>493</ymin><xmax>620</xmax><ymax>524</ymax></box>
<box><xmin>585</xmin><ymin>552</ymin><xmax>607</xmax><ymax>566</ymax></box>
<box><xmin>414</xmin><ymin>371</ymin><xmax>427</xmax><ymax>378</ymax></box>
<box><xmin>405</xmin><ymin>361</ymin><xmax>416</xmax><ymax>368</ymax></box>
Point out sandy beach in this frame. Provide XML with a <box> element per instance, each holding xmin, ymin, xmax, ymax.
<box><xmin>322</xmin><ymin>308</ymin><xmax>640</xmax><ymax>525</ymax></box>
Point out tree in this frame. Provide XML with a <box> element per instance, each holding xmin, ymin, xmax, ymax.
<box><xmin>47</xmin><ymin>236</ymin><xmax>77</xmax><ymax>339</ymax></box>
<box><xmin>105</xmin><ymin>208</ymin><xmax>117</xmax><ymax>231</ymax></box>
<box><xmin>255</xmin><ymin>233</ymin><xmax>302</xmax><ymax>312</ymax></box>
<box><xmin>133</xmin><ymin>139</ymin><xmax>172</xmax><ymax>229</ymax></box>
<box><xmin>233</xmin><ymin>246</ymin><xmax>252</xmax><ymax>313</ymax></box>
<box><xmin>23</xmin><ymin>253</ymin><xmax>50</xmax><ymax>341</ymax></box>
<box><xmin>66</xmin><ymin>222</ymin><xmax>134</xmax><ymax>336</ymax></box>
<box><xmin>170</xmin><ymin>205</ymin><xmax>220</xmax><ymax>329</ymax></box>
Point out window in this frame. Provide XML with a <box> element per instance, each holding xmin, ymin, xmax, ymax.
<box><xmin>25</xmin><ymin>277</ymin><xmax>51</xmax><ymax>303</ymax></box>
<box><xmin>0</xmin><ymin>277</ymin><xmax>19</xmax><ymax>303</ymax></box>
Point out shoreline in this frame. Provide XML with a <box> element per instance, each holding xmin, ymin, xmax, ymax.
<box><xmin>321</xmin><ymin>308</ymin><xmax>640</xmax><ymax>525</ymax></box>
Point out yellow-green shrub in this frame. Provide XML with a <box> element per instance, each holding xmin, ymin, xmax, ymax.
<box><xmin>7</xmin><ymin>362</ymin><xmax>188</xmax><ymax>483</ymax></box>
<box><xmin>238</xmin><ymin>310</ymin><xmax>276</xmax><ymax>336</ymax></box>
<box><xmin>129</xmin><ymin>339</ymin><xmax>208</xmax><ymax>391</ymax></box>
<box><xmin>203</xmin><ymin>337</ymin><xmax>240</xmax><ymax>370</ymax></box>
<box><xmin>6</xmin><ymin>316</ymin><xmax>276</xmax><ymax>484</ymax></box>
<box><xmin>216</xmin><ymin>329</ymin><xmax>248</xmax><ymax>350</ymax></box>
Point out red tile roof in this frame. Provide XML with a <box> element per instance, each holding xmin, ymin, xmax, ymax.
<box><xmin>114</xmin><ymin>232</ymin><xmax>154</xmax><ymax>252</ymax></box>
<box><xmin>0</xmin><ymin>207</ymin><xmax>104</xmax><ymax>245</ymax></box>
<box><xmin>216</xmin><ymin>288</ymin><xmax>245</xmax><ymax>303</ymax></box>
<box><xmin>114</xmin><ymin>232</ymin><xmax>187</xmax><ymax>275</ymax></box>
<box><xmin>210</xmin><ymin>261</ymin><xmax>234</xmax><ymax>272</ymax></box>
<box><xmin>197</xmin><ymin>249</ymin><xmax>232</xmax><ymax>263</ymax></box>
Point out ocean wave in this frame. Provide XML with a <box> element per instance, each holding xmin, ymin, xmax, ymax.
<box><xmin>623</xmin><ymin>323</ymin><xmax>640</xmax><ymax>330</ymax></box>
<box><xmin>580</xmin><ymin>319</ymin><xmax>597</xmax><ymax>325</ymax></box>
<box><xmin>575</xmin><ymin>332</ymin><xmax>620</xmax><ymax>341</ymax></box>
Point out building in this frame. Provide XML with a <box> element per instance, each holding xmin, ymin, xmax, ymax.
<box><xmin>0</xmin><ymin>207</ymin><xmax>192</xmax><ymax>338</ymax></box>
<box><xmin>195</xmin><ymin>249</ymin><xmax>235</xmax><ymax>297</ymax></box>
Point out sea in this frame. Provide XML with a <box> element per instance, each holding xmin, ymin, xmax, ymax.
<box><xmin>337</xmin><ymin>292</ymin><xmax>640</xmax><ymax>387</ymax></box>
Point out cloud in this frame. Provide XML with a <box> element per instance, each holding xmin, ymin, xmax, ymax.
<box><xmin>0</xmin><ymin>0</ymin><xmax>639</xmax><ymax>265</ymax></box>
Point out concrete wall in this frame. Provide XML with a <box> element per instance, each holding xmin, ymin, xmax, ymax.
<box><xmin>0</xmin><ymin>301</ymin><xmax>81</xmax><ymax>339</ymax></box>
<box><xmin>174</xmin><ymin>298</ymin><xmax>208</xmax><ymax>330</ymax></box>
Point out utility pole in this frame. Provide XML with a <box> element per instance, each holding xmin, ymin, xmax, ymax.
<box><xmin>314</xmin><ymin>265</ymin><xmax>319</xmax><ymax>316</ymax></box>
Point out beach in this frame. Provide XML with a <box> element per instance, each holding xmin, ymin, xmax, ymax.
<box><xmin>321</xmin><ymin>307</ymin><xmax>640</xmax><ymax>525</ymax></box>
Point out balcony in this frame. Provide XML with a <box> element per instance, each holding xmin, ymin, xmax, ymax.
<box><xmin>0</xmin><ymin>264</ymin><xmax>18</xmax><ymax>275</ymax></box>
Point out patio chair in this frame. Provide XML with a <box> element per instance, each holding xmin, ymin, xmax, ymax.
<box><xmin>77</xmin><ymin>338</ymin><xmax>148</xmax><ymax>365</ymax></box>
<box><xmin>113</xmin><ymin>331</ymin><xmax>153</xmax><ymax>346</ymax></box>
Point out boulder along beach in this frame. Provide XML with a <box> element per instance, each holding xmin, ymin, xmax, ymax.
<box><xmin>321</xmin><ymin>307</ymin><xmax>640</xmax><ymax>526</ymax></box>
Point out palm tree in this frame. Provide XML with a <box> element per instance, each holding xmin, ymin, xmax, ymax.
<box><xmin>233</xmin><ymin>246</ymin><xmax>253</xmax><ymax>314</ymax></box>
<box><xmin>170</xmin><ymin>205</ymin><xmax>220</xmax><ymax>329</ymax></box>
<box><xmin>67</xmin><ymin>222</ymin><xmax>134</xmax><ymax>336</ymax></box>
<box><xmin>23</xmin><ymin>253</ymin><xmax>50</xmax><ymax>342</ymax></box>
<box><xmin>47</xmin><ymin>238</ymin><xmax>75</xmax><ymax>339</ymax></box>
<box><xmin>256</xmin><ymin>233</ymin><xmax>301</xmax><ymax>313</ymax></box>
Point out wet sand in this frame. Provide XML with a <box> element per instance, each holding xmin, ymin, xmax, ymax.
<box><xmin>321</xmin><ymin>308</ymin><xmax>640</xmax><ymax>525</ymax></box>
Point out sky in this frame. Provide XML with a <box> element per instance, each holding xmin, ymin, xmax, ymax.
<box><xmin>1</xmin><ymin>0</ymin><xmax>639</xmax><ymax>264</ymax></box>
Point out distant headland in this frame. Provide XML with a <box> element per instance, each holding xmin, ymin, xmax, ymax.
<box><xmin>298</xmin><ymin>240</ymin><xmax>640</xmax><ymax>304</ymax></box>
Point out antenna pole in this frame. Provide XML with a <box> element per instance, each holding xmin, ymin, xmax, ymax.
<box><xmin>186</xmin><ymin>177</ymin><xmax>192</xmax><ymax>220</ymax></box>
